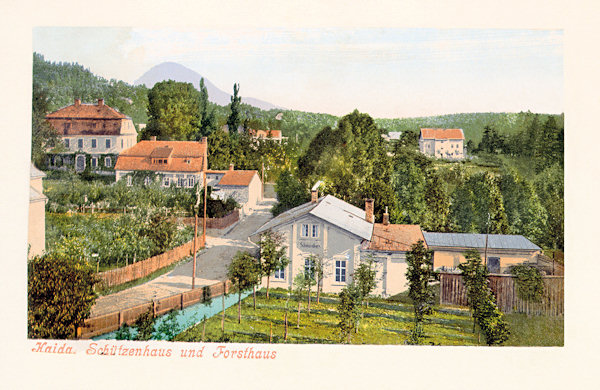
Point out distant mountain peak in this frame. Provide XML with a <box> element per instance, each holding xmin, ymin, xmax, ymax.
<box><xmin>134</xmin><ymin>62</ymin><xmax>283</xmax><ymax>110</ymax></box>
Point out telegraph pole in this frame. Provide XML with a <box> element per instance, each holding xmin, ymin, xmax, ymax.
<box><xmin>192</xmin><ymin>177</ymin><xmax>201</xmax><ymax>290</ymax></box>
<box><xmin>483</xmin><ymin>212</ymin><xmax>490</xmax><ymax>269</ymax></box>
<box><xmin>203</xmin><ymin>170</ymin><xmax>207</xmax><ymax>245</ymax></box>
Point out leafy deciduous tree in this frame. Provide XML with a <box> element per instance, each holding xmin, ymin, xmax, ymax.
<box><xmin>336</xmin><ymin>282</ymin><xmax>362</xmax><ymax>343</ymax></box>
<box><xmin>227</xmin><ymin>251</ymin><xmax>262</xmax><ymax>323</ymax></box>
<box><xmin>28</xmin><ymin>253</ymin><xmax>98</xmax><ymax>339</ymax></box>
<box><xmin>259</xmin><ymin>230</ymin><xmax>289</xmax><ymax>300</ymax></box>
<box><xmin>405</xmin><ymin>240</ymin><xmax>435</xmax><ymax>344</ymax></box>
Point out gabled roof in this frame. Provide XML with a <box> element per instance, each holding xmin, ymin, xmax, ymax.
<box><xmin>422</xmin><ymin>232</ymin><xmax>541</xmax><ymax>251</ymax></box>
<box><xmin>46</xmin><ymin>101</ymin><xmax>128</xmax><ymax>120</ymax></box>
<box><xmin>30</xmin><ymin>163</ymin><xmax>46</xmax><ymax>179</ymax></box>
<box><xmin>253</xmin><ymin>194</ymin><xmax>373</xmax><ymax>240</ymax></box>
<box><xmin>420</xmin><ymin>128</ymin><xmax>464</xmax><ymax>140</ymax></box>
<box><xmin>30</xmin><ymin>186</ymin><xmax>47</xmax><ymax>203</ymax></box>
<box><xmin>217</xmin><ymin>170</ymin><xmax>259</xmax><ymax>186</ymax></box>
<box><xmin>115</xmin><ymin>140</ymin><xmax>207</xmax><ymax>173</ymax></box>
<box><xmin>366</xmin><ymin>224</ymin><xmax>425</xmax><ymax>252</ymax></box>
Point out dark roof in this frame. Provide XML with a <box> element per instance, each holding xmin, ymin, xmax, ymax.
<box><xmin>422</xmin><ymin>232</ymin><xmax>540</xmax><ymax>251</ymax></box>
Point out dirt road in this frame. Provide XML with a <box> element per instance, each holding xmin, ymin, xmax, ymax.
<box><xmin>91</xmin><ymin>199</ymin><xmax>275</xmax><ymax>317</ymax></box>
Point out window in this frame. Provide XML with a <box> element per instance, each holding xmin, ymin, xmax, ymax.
<box><xmin>91</xmin><ymin>157</ymin><xmax>98</xmax><ymax>168</ymax></box>
<box><xmin>78</xmin><ymin>139</ymin><xmax>83</xmax><ymax>149</ymax></box>
<box><xmin>91</xmin><ymin>139</ymin><xmax>97</xmax><ymax>148</ymax></box>
<box><xmin>178</xmin><ymin>176</ymin><xmax>185</xmax><ymax>187</ymax></box>
<box><xmin>274</xmin><ymin>268</ymin><xmax>285</xmax><ymax>280</ymax></box>
<box><xmin>311</xmin><ymin>224</ymin><xmax>319</xmax><ymax>238</ymax></box>
<box><xmin>127</xmin><ymin>176</ymin><xmax>132</xmax><ymax>186</ymax></box>
<box><xmin>144</xmin><ymin>176</ymin><xmax>151</xmax><ymax>186</ymax></box>
<box><xmin>335</xmin><ymin>259</ymin><xmax>347</xmax><ymax>282</ymax></box>
<box><xmin>301</xmin><ymin>224</ymin><xmax>309</xmax><ymax>237</ymax></box>
<box><xmin>121</xmin><ymin>139</ymin><xmax>124</xmax><ymax>148</ymax></box>
<box><xmin>163</xmin><ymin>177</ymin><xmax>170</xmax><ymax>187</ymax></box>
<box><xmin>104</xmin><ymin>157</ymin><xmax>112</xmax><ymax>167</ymax></box>
<box><xmin>63</xmin><ymin>123</ymin><xmax>70</xmax><ymax>131</ymax></box>
<box><xmin>105</xmin><ymin>139</ymin><xmax>111</xmax><ymax>149</ymax></box>
<box><xmin>188</xmin><ymin>176</ymin><xmax>195</xmax><ymax>187</ymax></box>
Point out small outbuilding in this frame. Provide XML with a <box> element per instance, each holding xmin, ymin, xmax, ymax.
<box><xmin>423</xmin><ymin>232</ymin><xmax>542</xmax><ymax>273</ymax></box>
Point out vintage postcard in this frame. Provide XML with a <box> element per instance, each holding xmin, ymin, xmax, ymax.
<box><xmin>2</xmin><ymin>0</ymin><xmax>597</xmax><ymax>388</ymax></box>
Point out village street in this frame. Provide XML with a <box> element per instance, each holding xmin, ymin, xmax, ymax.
<box><xmin>90</xmin><ymin>199</ymin><xmax>276</xmax><ymax>317</ymax></box>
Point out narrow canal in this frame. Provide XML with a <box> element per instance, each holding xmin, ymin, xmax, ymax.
<box><xmin>93</xmin><ymin>290</ymin><xmax>252</xmax><ymax>340</ymax></box>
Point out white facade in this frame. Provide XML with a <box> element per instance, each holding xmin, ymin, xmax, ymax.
<box><xmin>115</xmin><ymin>170</ymin><xmax>204</xmax><ymax>188</ymax></box>
<box><xmin>264</xmin><ymin>214</ymin><xmax>365</xmax><ymax>294</ymax></box>
<box><xmin>61</xmin><ymin>131</ymin><xmax>137</xmax><ymax>155</ymax></box>
<box><xmin>419</xmin><ymin>137</ymin><xmax>464</xmax><ymax>160</ymax></box>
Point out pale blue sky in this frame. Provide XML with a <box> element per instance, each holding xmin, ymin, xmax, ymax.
<box><xmin>33</xmin><ymin>27</ymin><xmax>563</xmax><ymax>118</ymax></box>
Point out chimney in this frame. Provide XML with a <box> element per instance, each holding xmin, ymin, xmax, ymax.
<box><xmin>150</xmin><ymin>136</ymin><xmax>157</xmax><ymax>142</ymax></box>
<box><xmin>365</xmin><ymin>199</ymin><xmax>374</xmax><ymax>223</ymax></box>
<box><xmin>97</xmin><ymin>98</ymin><xmax>104</xmax><ymax>107</ymax></box>
<box><xmin>383</xmin><ymin>206</ymin><xmax>389</xmax><ymax>226</ymax></box>
<box><xmin>311</xmin><ymin>180</ymin><xmax>323</xmax><ymax>203</ymax></box>
<box><xmin>200</xmin><ymin>136</ymin><xmax>208</xmax><ymax>144</ymax></box>
<box><xmin>74</xmin><ymin>98</ymin><xmax>81</xmax><ymax>107</ymax></box>
<box><xmin>229</xmin><ymin>163</ymin><xmax>234</xmax><ymax>171</ymax></box>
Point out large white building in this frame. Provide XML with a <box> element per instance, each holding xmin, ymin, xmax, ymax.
<box><xmin>252</xmin><ymin>190</ymin><xmax>425</xmax><ymax>297</ymax></box>
<box><xmin>419</xmin><ymin>128</ymin><xmax>465</xmax><ymax>160</ymax></box>
<box><xmin>46</xmin><ymin>99</ymin><xmax>138</xmax><ymax>172</ymax></box>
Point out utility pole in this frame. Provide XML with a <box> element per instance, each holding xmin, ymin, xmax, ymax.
<box><xmin>192</xmin><ymin>177</ymin><xmax>201</xmax><ymax>290</ymax></box>
<box><xmin>483</xmin><ymin>212</ymin><xmax>490</xmax><ymax>269</ymax></box>
<box><xmin>203</xmin><ymin>171</ymin><xmax>207</xmax><ymax>245</ymax></box>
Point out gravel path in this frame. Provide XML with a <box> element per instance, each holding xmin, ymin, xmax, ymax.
<box><xmin>90</xmin><ymin>199</ymin><xmax>275</xmax><ymax>317</ymax></box>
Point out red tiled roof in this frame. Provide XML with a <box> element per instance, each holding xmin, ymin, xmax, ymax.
<box><xmin>248</xmin><ymin>129</ymin><xmax>282</xmax><ymax>139</ymax></box>
<box><xmin>115</xmin><ymin>140</ymin><xmax>207</xmax><ymax>173</ymax></box>
<box><xmin>367</xmin><ymin>224</ymin><xmax>425</xmax><ymax>252</ymax></box>
<box><xmin>217</xmin><ymin>170</ymin><xmax>259</xmax><ymax>186</ymax></box>
<box><xmin>420</xmin><ymin>128</ymin><xmax>464</xmax><ymax>140</ymax></box>
<box><xmin>46</xmin><ymin>101</ymin><xmax>127</xmax><ymax>120</ymax></box>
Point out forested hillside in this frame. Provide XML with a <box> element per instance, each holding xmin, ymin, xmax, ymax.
<box><xmin>33</xmin><ymin>53</ymin><xmax>150</xmax><ymax>127</ymax></box>
<box><xmin>33</xmin><ymin>53</ymin><xmax>563</xmax><ymax>147</ymax></box>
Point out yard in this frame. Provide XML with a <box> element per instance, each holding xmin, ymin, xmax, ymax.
<box><xmin>174</xmin><ymin>288</ymin><xmax>563</xmax><ymax>346</ymax></box>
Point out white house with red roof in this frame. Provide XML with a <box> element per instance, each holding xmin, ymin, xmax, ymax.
<box><xmin>115</xmin><ymin>140</ymin><xmax>263</xmax><ymax>213</ymax></box>
<box><xmin>114</xmin><ymin>137</ymin><xmax>208</xmax><ymax>188</ymax></box>
<box><xmin>247</xmin><ymin>129</ymin><xmax>286</xmax><ymax>143</ymax></box>
<box><xmin>206</xmin><ymin>164</ymin><xmax>263</xmax><ymax>214</ymax></box>
<box><xmin>419</xmin><ymin>128</ymin><xmax>465</xmax><ymax>160</ymax></box>
<box><xmin>46</xmin><ymin>99</ymin><xmax>138</xmax><ymax>172</ymax></box>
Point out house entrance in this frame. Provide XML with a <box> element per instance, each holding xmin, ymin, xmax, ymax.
<box><xmin>75</xmin><ymin>155</ymin><xmax>86</xmax><ymax>172</ymax></box>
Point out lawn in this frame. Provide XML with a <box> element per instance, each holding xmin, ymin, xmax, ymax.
<box><xmin>175</xmin><ymin>289</ymin><xmax>480</xmax><ymax>345</ymax></box>
<box><xmin>174</xmin><ymin>289</ymin><xmax>563</xmax><ymax>346</ymax></box>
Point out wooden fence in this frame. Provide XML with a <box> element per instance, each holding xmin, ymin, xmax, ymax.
<box><xmin>439</xmin><ymin>272</ymin><xmax>564</xmax><ymax>316</ymax></box>
<box><xmin>177</xmin><ymin>209</ymin><xmax>239</xmax><ymax>230</ymax></box>
<box><xmin>95</xmin><ymin>235</ymin><xmax>205</xmax><ymax>288</ymax></box>
<box><xmin>78</xmin><ymin>280</ymin><xmax>232</xmax><ymax>339</ymax></box>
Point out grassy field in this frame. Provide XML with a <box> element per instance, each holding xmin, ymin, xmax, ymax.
<box><xmin>175</xmin><ymin>289</ymin><xmax>480</xmax><ymax>345</ymax></box>
<box><xmin>174</xmin><ymin>289</ymin><xmax>563</xmax><ymax>346</ymax></box>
